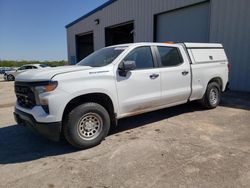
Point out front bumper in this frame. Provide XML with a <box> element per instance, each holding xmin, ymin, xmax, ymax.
<box><xmin>14</xmin><ymin>108</ymin><xmax>62</xmax><ymax>141</ymax></box>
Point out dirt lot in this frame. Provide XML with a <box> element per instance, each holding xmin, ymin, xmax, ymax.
<box><xmin>0</xmin><ymin>75</ymin><xmax>250</xmax><ymax>188</ymax></box>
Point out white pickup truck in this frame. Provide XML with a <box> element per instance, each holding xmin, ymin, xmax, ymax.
<box><xmin>14</xmin><ymin>42</ymin><xmax>229</xmax><ymax>149</ymax></box>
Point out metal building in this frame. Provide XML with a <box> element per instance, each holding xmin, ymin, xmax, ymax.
<box><xmin>66</xmin><ymin>0</ymin><xmax>250</xmax><ymax>92</ymax></box>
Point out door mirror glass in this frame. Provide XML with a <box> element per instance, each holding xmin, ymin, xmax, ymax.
<box><xmin>120</xmin><ymin>60</ymin><xmax>136</xmax><ymax>71</ymax></box>
<box><xmin>118</xmin><ymin>61</ymin><xmax>136</xmax><ymax>76</ymax></box>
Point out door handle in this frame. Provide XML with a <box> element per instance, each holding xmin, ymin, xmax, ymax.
<box><xmin>149</xmin><ymin>73</ymin><xmax>159</xmax><ymax>79</ymax></box>
<box><xmin>182</xmin><ymin>71</ymin><xmax>189</xmax><ymax>76</ymax></box>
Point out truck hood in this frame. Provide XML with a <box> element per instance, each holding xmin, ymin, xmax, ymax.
<box><xmin>15</xmin><ymin>66</ymin><xmax>92</xmax><ymax>82</ymax></box>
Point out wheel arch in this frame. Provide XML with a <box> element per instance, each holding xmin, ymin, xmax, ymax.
<box><xmin>207</xmin><ymin>77</ymin><xmax>223</xmax><ymax>91</ymax></box>
<box><xmin>62</xmin><ymin>92</ymin><xmax>116</xmax><ymax>128</ymax></box>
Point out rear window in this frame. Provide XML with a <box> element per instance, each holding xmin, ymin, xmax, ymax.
<box><xmin>157</xmin><ymin>47</ymin><xmax>183</xmax><ymax>67</ymax></box>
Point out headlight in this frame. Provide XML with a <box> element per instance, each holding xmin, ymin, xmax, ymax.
<box><xmin>33</xmin><ymin>81</ymin><xmax>58</xmax><ymax>114</ymax></box>
<box><xmin>35</xmin><ymin>81</ymin><xmax>58</xmax><ymax>94</ymax></box>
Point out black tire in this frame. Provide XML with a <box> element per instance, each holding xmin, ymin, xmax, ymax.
<box><xmin>7</xmin><ymin>75</ymin><xmax>15</xmax><ymax>81</ymax></box>
<box><xmin>63</xmin><ymin>102</ymin><xmax>110</xmax><ymax>149</ymax></box>
<box><xmin>200</xmin><ymin>82</ymin><xmax>221</xmax><ymax>109</ymax></box>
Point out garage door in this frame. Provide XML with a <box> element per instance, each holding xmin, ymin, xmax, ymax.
<box><xmin>156</xmin><ymin>2</ymin><xmax>210</xmax><ymax>43</ymax></box>
<box><xmin>76</xmin><ymin>32</ymin><xmax>94</xmax><ymax>62</ymax></box>
<box><xmin>105</xmin><ymin>22</ymin><xmax>134</xmax><ymax>47</ymax></box>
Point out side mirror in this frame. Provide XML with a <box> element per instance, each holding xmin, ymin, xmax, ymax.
<box><xmin>118</xmin><ymin>61</ymin><xmax>136</xmax><ymax>77</ymax></box>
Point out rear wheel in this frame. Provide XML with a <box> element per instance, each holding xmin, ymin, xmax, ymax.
<box><xmin>63</xmin><ymin>102</ymin><xmax>110</xmax><ymax>149</ymax></box>
<box><xmin>200</xmin><ymin>82</ymin><xmax>221</xmax><ymax>109</ymax></box>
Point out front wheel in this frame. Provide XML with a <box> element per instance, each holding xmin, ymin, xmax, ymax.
<box><xmin>7</xmin><ymin>74</ymin><xmax>15</xmax><ymax>81</ymax></box>
<box><xmin>63</xmin><ymin>102</ymin><xmax>110</xmax><ymax>149</ymax></box>
<box><xmin>200</xmin><ymin>82</ymin><xmax>221</xmax><ymax>109</ymax></box>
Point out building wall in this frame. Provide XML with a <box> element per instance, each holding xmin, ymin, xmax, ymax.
<box><xmin>66</xmin><ymin>0</ymin><xmax>205</xmax><ymax>63</ymax></box>
<box><xmin>66</xmin><ymin>0</ymin><xmax>250</xmax><ymax>91</ymax></box>
<box><xmin>209</xmin><ymin>0</ymin><xmax>250</xmax><ymax>91</ymax></box>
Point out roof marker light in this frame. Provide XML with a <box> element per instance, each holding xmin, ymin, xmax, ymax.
<box><xmin>164</xmin><ymin>41</ymin><xmax>174</xmax><ymax>44</ymax></box>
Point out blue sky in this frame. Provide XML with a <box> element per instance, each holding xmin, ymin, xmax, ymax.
<box><xmin>0</xmin><ymin>0</ymin><xmax>108</xmax><ymax>61</ymax></box>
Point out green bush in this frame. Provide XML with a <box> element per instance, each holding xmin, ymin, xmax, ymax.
<box><xmin>0</xmin><ymin>60</ymin><xmax>67</xmax><ymax>67</ymax></box>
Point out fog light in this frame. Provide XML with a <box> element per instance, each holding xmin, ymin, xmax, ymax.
<box><xmin>41</xmin><ymin>105</ymin><xmax>49</xmax><ymax>114</ymax></box>
<box><xmin>39</xmin><ymin>98</ymin><xmax>49</xmax><ymax>114</ymax></box>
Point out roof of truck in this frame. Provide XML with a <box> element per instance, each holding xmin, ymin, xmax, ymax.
<box><xmin>107</xmin><ymin>42</ymin><xmax>223</xmax><ymax>49</ymax></box>
<box><xmin>107</xmin><ymin>42</ymin><xmax>179</xmax><ymax>48</ymax></box>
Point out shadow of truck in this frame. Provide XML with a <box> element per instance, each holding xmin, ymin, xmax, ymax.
<box><xmin>0</xmin><ymin>91</ymin><xmax>249</xmax><ymax>164</ymax></box>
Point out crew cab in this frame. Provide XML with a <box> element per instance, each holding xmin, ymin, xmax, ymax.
<box><xmin>14</xmin><ymin>43</ymin><xmax>229</xmax><ymax>149</ymax></box>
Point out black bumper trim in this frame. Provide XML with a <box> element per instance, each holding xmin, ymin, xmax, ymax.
<box><xmin>225</xmin><ymin>82</ymin><xmax>230</xmax><ymax>92</ymax></box>
<box><xmin>14</xmin><ymin>108</ymin><xmax>62</xmax><ymax>141</ymax></box>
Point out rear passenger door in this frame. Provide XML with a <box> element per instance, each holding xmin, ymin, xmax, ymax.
<box><xmin>116</xmin><ymin>46</ymin><xmax>161</xmax><ymax>116</ymax></box>
<box><xmin>155</xmin><ymin>45</ymin><xmax>191</xmax><ymax>105</ymax></box>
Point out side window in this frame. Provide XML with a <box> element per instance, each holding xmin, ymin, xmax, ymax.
<box><xmin>157</xmin><ymin>47</ymin><xmax>183</xmax><ymax>67</ymax></box>
<box><xmin>123</xmin><ymin>47</ymin><xmax>154</xmax><ymax>69</ymax></box>
<box><xmin>25</xmin><ymin>66</ymin><xmax>33</xmax><ymax>69</ymax></box>
<box><xmin>31</xmin><ymin>66</ymin><xmax>38</xmax><ymax>69</ymax></box>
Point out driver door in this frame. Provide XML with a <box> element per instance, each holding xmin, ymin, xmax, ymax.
<box><xmin>116</xmin><ymin>46</ymin><xmax>161</xmax><ymax>117</ymax></box>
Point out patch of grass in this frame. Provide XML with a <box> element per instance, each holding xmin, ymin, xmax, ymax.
<box><xmin>0</xmin><ymin>60</ymin><xmax>67</xmax><ymax>67</ymax></box>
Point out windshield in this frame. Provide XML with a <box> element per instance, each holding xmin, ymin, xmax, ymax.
<box><xmin>77</xmin><ymin>47</ymin><xmax>126</xmax><ymax>67</ymax></box>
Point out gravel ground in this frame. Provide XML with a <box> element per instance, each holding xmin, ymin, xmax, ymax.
<box><xmin>0</xmin><ymin>76</ymin><xmax>250</xmax><ymax>188</ymax></box>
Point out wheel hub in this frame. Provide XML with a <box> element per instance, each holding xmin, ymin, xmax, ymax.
<box><xmin>77</xmin><ymin>113</ymin><xmax>103</xmax><ymax>140</ymax></box>
<box><xmin>209</xmin><ymin>88</ymin><xmax>218</xmax><ymax>105</ymax></box>
<box><xmin>84</xmin><ymin>121</ymin><xmax>95</xmax><ymax>131</ymax></box>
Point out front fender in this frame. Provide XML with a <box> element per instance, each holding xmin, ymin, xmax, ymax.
<box><xmin>53</xmin><ymin>70</ymin><xmax>118</xmax><ymax>121</ymax></box>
